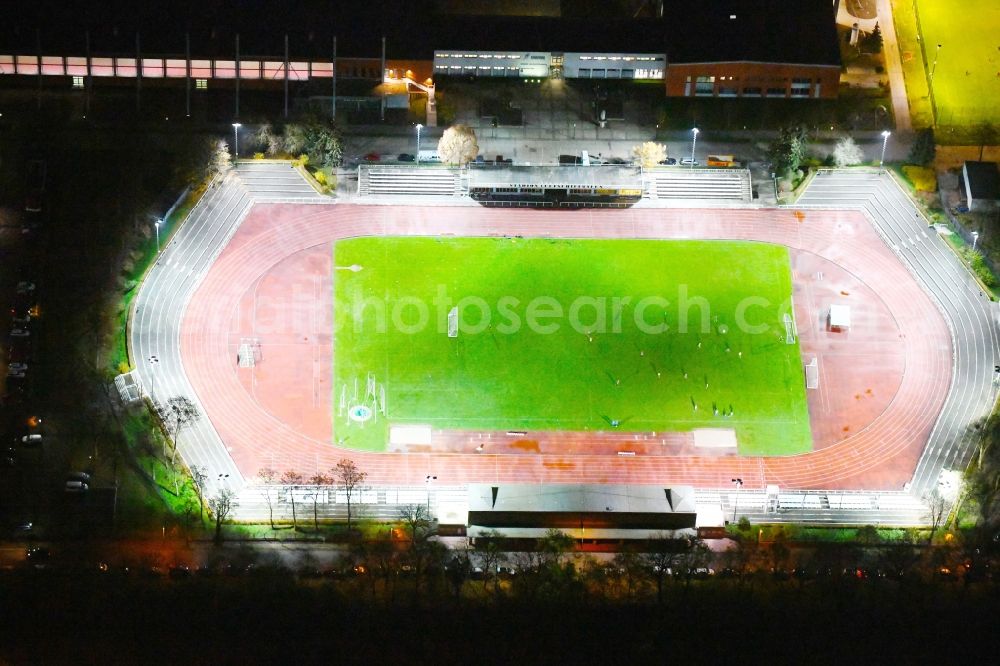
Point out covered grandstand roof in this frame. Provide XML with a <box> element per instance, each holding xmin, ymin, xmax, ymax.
<box><xmin>469</xmin><ymin>165</ymin><xmax>643</xmax><ymax>189</ymax></box>
<box><xmin>466</xmin><ymin>483</ymin><xmax>698</xmax><ymax>538</ymax></box>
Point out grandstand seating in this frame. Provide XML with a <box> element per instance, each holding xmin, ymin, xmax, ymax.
<box><xmin>643</xmin><ymin>168</ymin><xmax>752</xmax><ymax>203</ymax></box>
<box><xmin>358</xmin><ymin>165</ymin><xmax>465</xmax><ymax>196</ymax></box>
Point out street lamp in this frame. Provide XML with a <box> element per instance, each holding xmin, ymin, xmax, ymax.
<box><xmin>690</xmin><ymin>127</ymin><xmax>699</xmax><ymax>168</ymax></box>
<box><xmin>425</xmin><ymin>474</ymin><xmax>437</xmax><ymax>512</ymax></box>
<box><xmin>415</xmin><ymin>123</ymin><xmax>423</xmax><ymax>163</ymax></box>
<box><xmin>879</xmin><ymin>130</ymin><xmax>891</xmax><ymax>168</ymax></box>
<box><xmin>232</xmin><ymin>122</ymin><xmax>242</xmax><ymax>161</ymax></box>
<box><xmin>972</xmin><ymin>230</ymin><xmax>980</xmax><ymax>252</ymax></box>
<box><xmin>731</xmin><ymin>478</ymin><xmax>743</xmax><ymax>523</ymax></box>
<box><xmin>930</xmin><ymin>43</ymin><xmax>943</xmax><ymax>82</ymax></box>
<box><xmin>154</xmin><ymin>218</ymin><xmax>162</xmax><ymax>255</ymax></box>
<box><xmin>147</xmin><ymin>355</ymin><xmax>159</xmax><ymax>403</ymax></box>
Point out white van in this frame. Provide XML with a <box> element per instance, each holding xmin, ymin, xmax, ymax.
<box><xmin>417</xmin><ymin>150</ymin><xmax>442</xmax><ymax>163</ymax></box>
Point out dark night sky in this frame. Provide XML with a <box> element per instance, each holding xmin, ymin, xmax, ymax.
<box><xmin>2</xmin><ymin>1</ymin><xmax>841</xmax><ymax>74</ymax></box>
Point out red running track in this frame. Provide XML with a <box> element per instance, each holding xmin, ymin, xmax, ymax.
<box><xmin>180</xmin><ymin>204</ymin><xmax>951</xmax><ymax>491</ymax></box>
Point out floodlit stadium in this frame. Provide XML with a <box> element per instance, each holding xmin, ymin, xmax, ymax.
<box><xmin>127</xmin><ymin>162</ymin><xmax>1000</xmax><ymax>531</ymax></box>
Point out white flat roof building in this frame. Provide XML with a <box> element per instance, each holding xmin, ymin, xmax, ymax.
<box><xmin>829</xmin><ymin>304</ymin><xmax>851</xmax><ymax>329</ymax></box>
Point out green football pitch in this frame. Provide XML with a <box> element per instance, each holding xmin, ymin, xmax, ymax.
<box><xmin>916</xmin><ymin>0</ymin><xmax>1000</xmax><ymax>128</ymax></box>
<box><xmin>332</xmin><ymin>237</ymin><xmax>812</xmax><ymax>456</ymax></box>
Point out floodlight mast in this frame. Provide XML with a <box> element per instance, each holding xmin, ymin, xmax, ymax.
<box><xmin>879</xmin><ymin>130</ymin><xmax>891</xmax><ymax>168</ymax></box>
<box><xmin>232</xmin><ymin>122</ymin><xmax>242</xmax><ymax>161</ymax></box>
<box><xmin>731</xmin><ymin>478</ymin><xmax>743</xmax><ymax>523</ymax></box>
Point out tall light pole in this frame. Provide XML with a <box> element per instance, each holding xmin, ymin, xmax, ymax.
<box><xmin>972</xmin><ymin>230</ymin><xmax>980</xmax><ymax>252</ymax></box>
<box><xmin>415</xmin><ymin>123</ymin><xmax>423</xmax><ymax>163</ymax></box>
<box><xmin>731</xmin><ymin>477</ymin><xmax>743</xmax><ymax>523</ymax></box>
<box><xmin>879</xmin><ymin>130</ymin><xmax>891</xmax><ymax>168</ymax></box>
<box><xmin>690</xmin><ymin>127</ymin><xmax>699</xmax><ymax>168</ymax></box>
<box><xmin>425</xmin><ymin>474</ymin><xmax>437</xmax><ymax>513</ymax></box>
<box><xmin>232</xmin><ymin>122</ymin><xmax>242</xmax><ymax>161</ymax></box>
<box><xmin>929</xmin><ymin>43</ymin><xmax>942</xmax><ymax>82</ymax></box>
<box><xmin>154</xmin><ymin>218</ymin><xmax>162</xmax><ymax>255</ymax></box>
<box><xmin>147</xmin><ymin>355</ymin><xmax>159</xmax><ymax>403</ymax></box>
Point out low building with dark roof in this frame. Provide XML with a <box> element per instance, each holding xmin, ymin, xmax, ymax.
<box><xmin>963</xmin><ymin>161</ymin><xmax>1000</xmax><ymax>212</ymax></box>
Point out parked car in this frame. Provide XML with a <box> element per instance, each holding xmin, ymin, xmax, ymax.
<box><xmin>680</xmin><ymin>157</ymin><xmax>699</xmax><ymax>167</ymax></box>
<box><xmin>9</xmin><ymin>329</ymin><xmax>30</xmax><ymax>338</ymax></box>
<box><xmin>7</xmin><ymin>369</ymin><xmax>26</xmax><ymax>379</ymax></box>
<box><xmin>20</xmin><ymin>434</ymin><xmax>42</xmax><ymax>445</ymax></box>
<box><xmin>397</xmin><ymin>153</ymin><xmax>415</xmax><ymax>162</ymax></box>
<box><xmin>362</xmin><ymin>153</ymin><xmax>380</xmax><ymax>162</ymax></box>
<box><xmin>11</xmin><ymin>315</ymin><xmax>30</xmax><ymax>326</ymax></box>
<box><xmin>8</xmin><ymin>363</ymin><xmax>28</xmax><ymax>373</ymax></box>
<box><xmin>66</xmin><ymin>471</ymin><xmax>91</xmax><ymax>484</ymax></box>
<box><xmin>15</xmin><ymin>282</ymin><xmax>36</xmax><ymax>294</ymax></box>
<box><xmin>65</xmin><ymin>480</ymin><xmax>88</xmax><ymax>493</ymax></box>
<box><xmin>24</xmin><ymin>190</ymin><xmax>43</xmax><ymax>214</ymax></box>
<box><xmin>659</xmin><ymin>157</ymin><xmax>678</xmax><ymax>166</ymax></box>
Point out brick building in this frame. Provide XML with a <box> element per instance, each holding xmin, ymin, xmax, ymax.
<box><xmin>663</xmin><ymin>0</ymin><xmax>841</xmax><ymax>100</ymax></box>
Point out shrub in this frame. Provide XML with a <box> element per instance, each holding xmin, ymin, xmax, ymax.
<box><xmin>253</xmin><ymin>152</ymin><xmax>265</xmax><ymax>160</ymax></box>
<box><xmin>961</xmin><ymin>248</ymin><xmax>997</xmax><ymax>287</ymax></box>
<box><xmin>296</xmin><ymin>154</ymin><xmax>309</xmax><ymax>167</ymax></box>
<box><xmin>902</xmin><ymin>165</ymin><xmax>937</xmax><ymax>192</ymax></box>
<box><xmin>908</xmin><ymin>128</ymin><xmax>936</xmax><ymax>166</ymax></box>
<box><xmin>832</xmin><ymin>136</ymin><xmax>864</xmax><ymax>167</ymax></box>
<box><xmin>314</xmin><ymin>170</ymin><xmax>327</xmax><ymax>185</ymax></box>
<box><xmin>631</xmin><ymin>141</ymin><xmax>667</xmax><ymax>167</ymax></box>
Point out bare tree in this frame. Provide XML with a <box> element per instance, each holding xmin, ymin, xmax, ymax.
<box><xmin>189</xmin><ymin>464</ymin><xmax>209</xmax><ymax>523</ymax></box>
<box><xmin>473</xmin><ymin>530</ymin><xmax>506</xmax><ymax>595</ymax></box>
<box><xmin>208</xmin><ymin>139</ymin><xmax>232</xmax><ymax>180</ymax></box>
<box><xmin>281</xmin><ymin>470</ymin><xmax>304</xmax><ymax>530</ymax></box>
<box><xmin>332</xmin><ymin>458</ymin><xmax>367</xmax><ymax>535</ymax></box>
<box><xmin>208</xmin><ymin>487</ymin><xmax>238</xmax><ymax>545</ymax></box>
<box><xmin>642</xmin><ymin>531</ymin><xmax>686</xmax><ymax>604</ymax></box>
<box><xmin>308</xmin><ymin>472</ymin><xmax>332</xmax><ymax>532</ymax></box>
<box><xmin>255</xmin><ymin>123</ymin><xmax>284</xmax><ymax>156</ymax></box>
<box><xmin>163</xmin><ymin>396</ymin><xmax>200</xmax><ymax>462</ymax></box>
<box><xmin>257</xmin><ymin>466</ymin><xmax>278</xmax><ymax>529</ymax></box>
<box><xmin>437</xmin><ymin>124</ymin><xmax>479</xmax><ymax>165</ymax></box>
<box><xmin>612</xmin><ymin>549</ymin><xmax>645</xmax><ymax>601</ymax></box>
<box><xmin>631</xmin><ymin>141</ymin><xmax>667</xmax><ymax>167</ymax></box>
<box><xmin>398</xmin><ymin>504</ymin><xmax>432</xmax><ymax>544</ymax></box>
<box><xmin>832</xmin><ymin>136</ymin><xmax>865</xmax><ymax>167</ymax></box>
<box><xmin>924</xmin><ymin>489</ymin><xmax>950</xmax><ymax>544</ymax></box>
